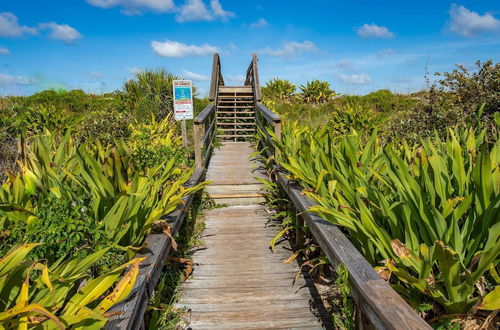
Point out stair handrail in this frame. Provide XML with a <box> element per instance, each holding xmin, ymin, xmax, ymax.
<box><xmin>209</xmin><ymin>53</ymin><xmax>224</xmax><ymax>101</ymax></box>
<box><xmin>245</xmin><ymin>54</ymin><xmax>262</xmax><ymax>101</ymax></box>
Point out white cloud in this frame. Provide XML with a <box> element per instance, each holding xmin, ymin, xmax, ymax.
<box><xmin>338</xmin><ymin>73</ymin><xmax>372</xmax><ymax>85</ymax></box>
<box><xmin>176</xmin><ymin>0</ymin><xmax>234</xmax><ymax>22</ymax></box>
<box><xmin>151</xmin><ymin>40</ymin><xmax>218</xmax><ymax>57</ymax></box>
<box><xmin>39</xmin><ymin>22</ymin><xmax>82</xmax><ymax>43</ymax></box>
<box><xmin>0</xmin><ymin>73</ymin><xmax>36</xmax><ymax>87</ymax></box>
<box><xmin>250</xmin><ymin>18</ymin><xmax>268</xmax><ymax>28</ymax></box>
<box><xmin>259</xmin><ymin>41</ymin><xmax>317</xmax><ymax>58</ymax></box>
<box><xmin>90</xmin><ymin>72</ymin><xmax>103</xmax><ymax>78</ymax></box>
<box><xmin>0</xmin><ymin>12</ymin><xmax>37</xmax><ymax>38</ymax></box>
<box><xmin>182</xmin><ymin>69</ymin><xmax>209</xmax><ymax>81</ymax></box>
<box><xmin>86</xmin><ymin>0</ymin><xmax>175</xmax><ymax>14</ymax></box>
<box><xmin>209</xmin><ymin>0</ymin><xmax>234</xmax><ymax>20</ymax></box>
<box><xmin>357</xmin><ymin>23</ymin><xmax>395</xmax><ymax>39</ymax></box>
<box><xmin>0</xmin><ymin>47</ymin><xmax>10</xmax><ymax>55</ymax></box>
<box><xmin>448</xmin><ymin>4</ymin><xmax>500</xmax><ymax>37</ymax></box>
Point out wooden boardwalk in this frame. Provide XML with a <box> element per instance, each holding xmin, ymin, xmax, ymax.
<box><xmin>178</xmin><ymin>142</ymin><xmax>330</xmax><ymax>329</ymax></box>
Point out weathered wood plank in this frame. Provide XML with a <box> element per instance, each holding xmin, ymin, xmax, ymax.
<box><xmin>177</xmin><ymin>142</ymin><xmax>331</xmax><ymax>329</ymax></box>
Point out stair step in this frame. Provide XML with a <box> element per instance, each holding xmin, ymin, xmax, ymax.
<box><xmin>219</xmin><ymin>128</ymin><xmax>255</xmax><ymax>132</ymax></box>
<box><xmin>217</xmin><ymin>122</ymin><xmax>255</xmax><ymax>126</ymax></box>
<box><xmin>218</xmin><ymin>96</ymin><xmax>254</xmax><ymax>100</ymax></box>
<box><xmin>217</xmin><ymin>111</ymin><xmax>254</xmax><ymax>115</ymax></box>
<box><xmin>217</xmin><ymin>105</ymin><xmax>254</xmax><ymax>109</ymax></box>
<box><xmin>217</xmin><ymin>116</ymin><xmax>255</xmax><ymax>120</ymax></box>
<box><xmin>218</xmin><ymin>86</ymin><xmax>253</xmax><ymax>93</ymax></box>
<box><xmin>219</xmin><ymin>134</ymin><xmax>254</xmax><ymax>138</ymax></box>
<box><xmin>218</xmin><ymin>100</ymin><xmax>254</xmax><ymax>103</ymax></box>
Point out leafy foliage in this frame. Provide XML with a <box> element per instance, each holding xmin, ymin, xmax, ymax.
<box><xmin>268</xmin><ymin>119</ymin><xmax>500</xmax><ymax>314</ymax></box>
<box><xmin>299</xmin><ymin>79</ymin><xmax>337</xmax><ymax>104</ymax></box>
<box><xmin>262</xmin><ymin>78</ymin><xmax>297</xmax><ymax>101</ymax></box>
<box><xmin>0</xmin><ymin>244</ymin><xmax>141</xmax><ymax>329</ymax></box>
<box><xmin>120</xmin><ymin>68</ymin><xmax>183</xmax><ymax>120</ymax></box>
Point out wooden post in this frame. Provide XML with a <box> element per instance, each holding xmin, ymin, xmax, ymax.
<box><xmin>274</xmin><ymin>121</ymin><xmax>281</xmax><ymax>158</ymax></box>
<box><xmin>181</xmin><ymin>119</ymin><xmax>188</xmax><ymax>148</ymax></box>
<box><xmin>296</xmin><ymin>212</ymin><xmax>304</xmax><ymax>250</ymax></box>
<box><xmin>194</xmin><ymin>123</ymin><xmax>202</xmax><ymax>168</ymax></box>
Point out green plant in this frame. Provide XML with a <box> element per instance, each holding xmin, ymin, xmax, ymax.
<box><xmin>120</xmin><ymin>68</ymin><xmax>183</xmax><ymax>120</ymax></box>
<box><xmin>262</xmin><ymin>78</ymin><xmax>297</xmax><ymax>101</ymax></box>
<box><xmin>0</xmin><ymin>122</ymin><xmax>205</xmax><ymax>262</ymax></box>
<box><xmin>0</xmin><ymin>244</ymin><xmax>141</xmax><ymax>329</ymax></box>
<box><xmin>299</xmin><ymin>79</ymin><xmax>337</xmax><ymax>104</ymax></box>
<box><xmin>332</xmin><ymin>265</ymin><xmax>355</xmax><ymax>330</ymax></box>
<box><xmin>268</xmin><ymin>119</ymin><xmax>500</xmax><ymax>314</ymax></box>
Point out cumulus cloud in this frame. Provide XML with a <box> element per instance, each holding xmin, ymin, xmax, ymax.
<box><xmin>176</xmin><ymin>0</ymin><xmax>234</xmax><ymax>22</ymax></box>
<box><xmin>151</xmin><ymin>40</ymin><xmax>218</xmax><ymax>57</ymax></box>
<box><xmin>39</xmin><ymin>22</ymin><xmax>82</xmax><ymax>43</ymax></box>
<box><xmin>448</xmin><ymin>4</ymin><xmax>500</xmax><ymax>37</ymax></box>
<box><xmin>260</xmin><ymin>41</ymin><xmax>317</xmax><ymax>58</ymax></box>
<box><xmin>0</xmin><ymin>73</ymin><xmax>36</xmax><ymax>87</ymax></box>
<box><xmin>357</xmin><ymin>23</ymin><xmax>395</xmax><ymax>39</ymax></box>
<box><xmin>338</xmin><ymin>73</ymin><xmax>372</xmax><ymax>85</ymax></box>
<box><xmin>0</xmin><ymin>12</ymin><xmax>37</xmax><ymax>38</ymax></box>
<box><xmin>86</xmin><ymin>0</ymin><xmax>175</xmax><ymax>14</ymax></box>
<box><xmin>182</xmin><ymin>69</ymin><xmax>209</xmax><ymax>81</ymax></box>
<box><xmin>250</xmin><ymin>18</ymin><xmax>268</xmax><ymax>28</ymax></box>
<box><xmin>0</xmin><ymin>47</ymin><xmax>10</xmax><ymax>55</ymax></box>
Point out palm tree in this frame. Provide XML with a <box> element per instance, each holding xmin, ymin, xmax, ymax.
<box><xmin>121</xmin><ymin>68</ymin><xmax>184</xmax><ymax>120</ymax></box>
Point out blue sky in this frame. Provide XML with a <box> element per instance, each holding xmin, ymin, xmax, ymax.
<box><xmin>0</xmin><ymin>0</ymin><xmax>499</xmax><ymax>96</ymax></box>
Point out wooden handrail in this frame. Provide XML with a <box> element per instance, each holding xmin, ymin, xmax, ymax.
<box><xmin>256</xmin><ymin>103</ymin><xmax>280</xmax><ymax>123</ymax></box>
<box><xmin>244</xmin><ymin>54</ymin><xmax>262</xmax><ymax>101</ymax></box>
<box><xmin>194</xmin><ymin>103</ymin><xmax>215</xmax><ymax>124</ymax></box>
<box><xmin>194</xmin><ymin>104</ymin><xmax>216</xmax><ymax>168</ymax></box>
<box><xmin>209</xmin><ymin>53</ymin><xmax>224</xmax><ymax>101</ymax></box>
<box><xmin>255</xmin><ymin>102</ymin><xmax>281</xmax><ymax>153</ymax></box>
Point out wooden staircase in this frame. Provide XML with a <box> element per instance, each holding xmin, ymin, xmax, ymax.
<box><xmin>209</xmin><ymin>54</ymin><xmax>261</xmax><ymax>142</ymax></box>
<box><xmin>216</xmin><ymin>86</ymin><xmax>255</xmax><ymax>141</ymax></box>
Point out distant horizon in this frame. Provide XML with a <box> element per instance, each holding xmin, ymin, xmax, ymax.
<box><xmin>1</xmin><ymin>1</ymin><xmax>499</xmax><ymax>97</ymax></box>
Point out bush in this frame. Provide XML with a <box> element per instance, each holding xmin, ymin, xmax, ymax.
<box><xmin>120</xmin><ymin>68</ymin><xmax>183</xmax><ymax>120</ymax></box>
<box><xmin>299</xmin><ymin>79</ymin><xmax>337</xmax><ymax>104</ymax></box>
<box><xmin>262</xmin><ymin>78</ymin><xmax>297</xmax><ymax>101</ymax></box>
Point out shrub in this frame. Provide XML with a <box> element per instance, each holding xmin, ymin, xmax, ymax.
<box><xmin>0</xmin><ymin>244</ymin><xmax>142</xmax><ymax>328</ymax></box>
<box><xmin>299</xmin><ymin>79</ymin><xmax>337</xmax><ymax>104</ymax></box>
<box><xmin>120</xmin><ymin>68</ymin><xmax>183</xmax><ymax>120</ymax></box>
<box><xmin>270</xmin><ymin>121</ymin><xmax>500</xmax><ymax>314</ymax></box>
<box><xmin>262</xmin><ymin>78</ymin><xmax>297</xmax><ymax>101</ymax></box>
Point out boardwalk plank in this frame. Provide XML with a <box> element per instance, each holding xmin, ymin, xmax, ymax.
<box><xmin>177</xmin><ymin>142</ymin><xmax>331</xmax><ymax>329</ymax></box>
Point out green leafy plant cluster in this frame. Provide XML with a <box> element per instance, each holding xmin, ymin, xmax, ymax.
<box><xmin>262</xmin><ymin>78</ymin><xmax>297</xmax><ymax>101</ymax></box>
<box><xmin>265</xmin><ymin>115</ymin><xmax>499</xmax><ymax>315</ymax></box>
<box><xmin>299</xmin><ymin>79</ymin><xmax>337</xmax><ymax>104</ymax></box>
<box><xmin>119</xmin><ymin>68</ymin><xmax>185</xmax><ymax>120</ymax></box>
<box><xmin>0</xmin><ymin>244</ymin><xmax>141</xmax><ymax>329</ymax></box>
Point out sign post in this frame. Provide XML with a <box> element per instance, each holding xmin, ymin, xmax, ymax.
<box><xmin>172</xmin><ymin>80</ymin><xmax>194</xmax><ymax>148</ymax></box>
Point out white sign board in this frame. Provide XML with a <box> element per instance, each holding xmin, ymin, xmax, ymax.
<box><xmin>173</xmin><ymin>80</ymin><xmax>193</xmax><ymax>120</ymax></box>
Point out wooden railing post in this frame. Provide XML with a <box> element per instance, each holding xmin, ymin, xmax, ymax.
<box><xmin>194</xmin><ymin>123</ymin><xmax>202</xmax><ymax>168</ymax></box>
<box><xmin>296</xmin><ymin>212</ymin><xmax>304</xmax><ymax>249</ymax></box>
